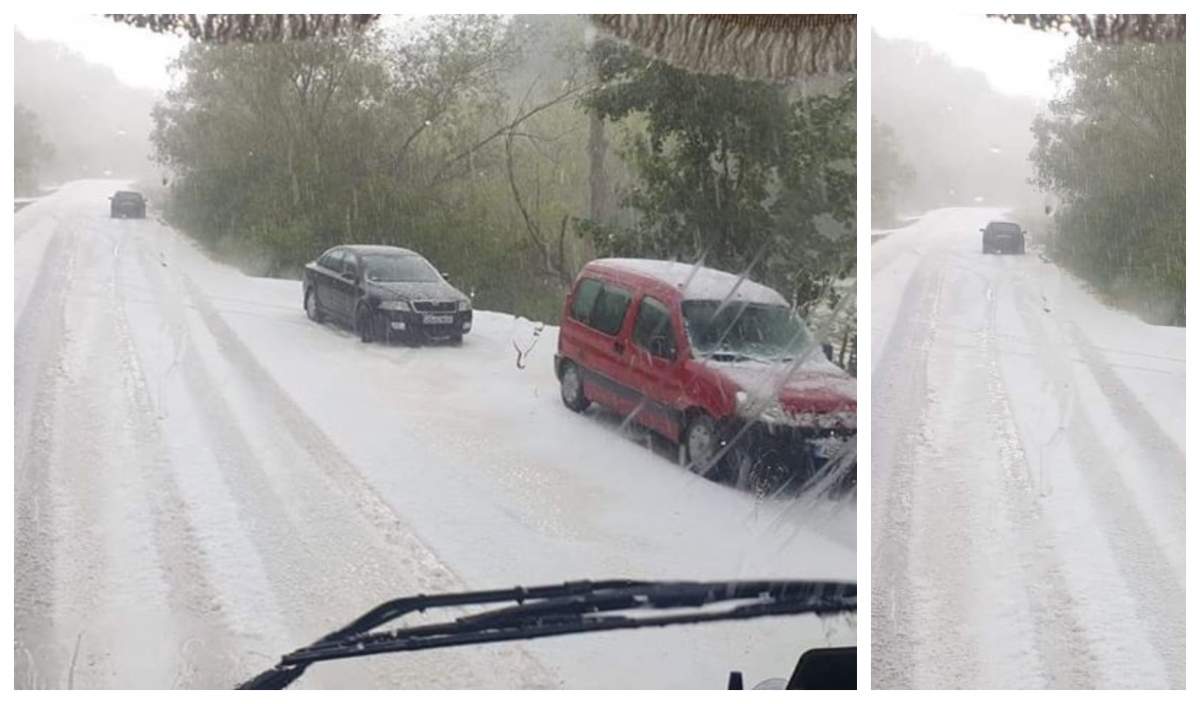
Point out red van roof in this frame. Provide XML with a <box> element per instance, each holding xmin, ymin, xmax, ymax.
<box><xmin>584</xmin><ymin>258</ymin><xmax>788</xmax><ymax>306</ymax></box>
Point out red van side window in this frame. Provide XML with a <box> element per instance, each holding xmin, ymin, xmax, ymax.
<box><xmin>570</xmin><ymin>278</ymin><xmax>603</xmax><ymax>324</ymax></box>
<box><xmin>588</xmin><ymin>285</ymin><xmax>632</xmax><ymax>336</ymax></box>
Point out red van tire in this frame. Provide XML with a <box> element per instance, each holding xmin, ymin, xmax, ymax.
<box><xmin>683</xmin><ymin>413</ymin><xmax>731</xmax><ymax>483</ymax></box>
<box><xmin>559</xmin><ymin>361</ymin><xmax>590</xmax><ymax>412</ymax></box>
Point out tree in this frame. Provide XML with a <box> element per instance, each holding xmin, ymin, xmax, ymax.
<box><xmin>151</xmin><ymin>17</ymin><xmax>602</xmax><ymax>322</ymax></box>
<box><xmin>1030</xmin><ymin>39</ymin><xmax>1185</xmax><ymax>324</ymax></box>
<box><xmin>579</xmin><ymin>40</ymin><xmax>855</xmax><ymax>313</ymax></box>
<box><xmin>871</xmin><ymin>119</ymin><xmax>913</xmax><ymax>226</ymax></box>
<box><xmin>14</xmin><ymin>104</ymin><xmax>54</xmax><ymax>195</ymax></box>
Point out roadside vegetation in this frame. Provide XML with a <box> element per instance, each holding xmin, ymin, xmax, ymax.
<box><xmin>1030</xmin><ymin>39</ymin><xmax>1185</xmax><ymax>325</ymax></box>
<box><xmin>148</xmin><ymin>15</ymin><xmax>855</xmax><ymax>362</ymax></box>
<box><xmin>14</xmin><ymin>104</ymin><xmax>54</xmax><ymax>196</ymax></box>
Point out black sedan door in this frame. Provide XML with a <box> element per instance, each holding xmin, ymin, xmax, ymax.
<box><xmin>333</xmin><ymin>251</ymin><xmax>363</xmax><ymax>324</ymax></box>
<box><xmin>311</xmin><ymin>249</ymin><xmax>345</xmax><ymax>320</ymax></box>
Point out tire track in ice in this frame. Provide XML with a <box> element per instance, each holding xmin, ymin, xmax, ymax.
<box><xmin>871</xmin><ymin>253</ymin><xmax>947</xmax><ymax>688</ymax></box>
<box><xmin>133</xmin><ymin>239</ymin><xmax>555</xmax><ymax>688</ymax></box>
<box><xmin>980</xmin><ymin>274</ymin><xmax>1096</xmax><ymax>688</ymax></box>
<box><xmin>14</xmin><ymin>225</ymin><xmax>78</xmax><ymax>689</ymax></box>
<box><xmin>105</xmin><ymin>225</ymin><xmax>245</xmax><ymax>687</ymax></box>
<box><xmin>1008</xmin><ymin>276</ymin><xmax>1184</xmax><ymax>687</ymax></box>
<box><xmin>1063</xmin><ymin>321</ymin><xmax>1185</xmax><ymax>473</ymax></box>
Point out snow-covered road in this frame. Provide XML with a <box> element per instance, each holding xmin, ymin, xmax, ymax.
<box><xmin>871</xmin><ymin>208</ymin><xmax>1185</xmax><ymax>688</ymax></box>
<box><xmin>14</xmin><ymin>180</ymin><xmax>855</xmax><ymax>689</ymax></box>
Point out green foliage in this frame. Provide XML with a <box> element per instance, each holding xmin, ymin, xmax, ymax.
<box><xmin>580</xmin><ymin>41</ymin><xmax>855</xmax><ymax>315</ymax></box>
<box><xmin>870</xmin><ymin>119</ymin><xmax>913</xmax><ymax>227</ymax></box>
<box><xmin>1030</xmin><ymin>40</ymin><xmax>1185</xmax><ymax>325</ymax></box>
<box><xmin>153</xmin><ymin>17</ymin><xmax>597</xmax><ymax>322</ymax></box>
<box><xmin>14</xmin><ymin>104</ymin><xmax>54</xmax><ymax>195</ymax></box>
<box><xmin>150</xmin><ymin>17</ymin><xmax>855</xmax><ymax>345</ymax></box>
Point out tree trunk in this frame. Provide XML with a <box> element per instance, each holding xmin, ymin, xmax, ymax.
<box><xmin>588</xmin><ymin>113</ymin><xmax>610</xmax><ymax>222</ymax></box>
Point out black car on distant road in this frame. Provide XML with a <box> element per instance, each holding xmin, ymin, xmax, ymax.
<box><xmin>109</xmin><ymin>190</ymin><xmax>146</xmax><ymax>218</ymax></box>
<box><xmin>980</xmin><ymin>221</ymin><xmax>1025</xmax><ymax>254</ymax></box>
<box><xmin>303</xmin><ymin>245</ymin><xmax>472</xmax><ymax>345</ymax></box>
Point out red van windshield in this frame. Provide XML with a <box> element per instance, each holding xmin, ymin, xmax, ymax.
<box><xmin>682</xmin><ymin>300</ymin><xmax>814</xmax><ymax>362</ymax></box>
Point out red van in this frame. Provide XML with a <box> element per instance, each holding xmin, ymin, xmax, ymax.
<box><xmin>554</xmin><ymin>258</ymin><xmax>856</xmax><ymax>491</ymax></box>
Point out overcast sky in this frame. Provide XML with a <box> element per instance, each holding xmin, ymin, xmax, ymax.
<box><xmin>15</xmin><ymin>15</ymin><xmax>187</xmax><ymax>91</ymax></box>
<box><xmin>872</xmin><ymin>14</ymin><xmax>1075</xmax><ymax>101</ymax></box>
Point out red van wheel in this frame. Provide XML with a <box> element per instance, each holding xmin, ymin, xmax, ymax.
<box><xmin>560</xmin><ymin>361</ymin><xmax>590</xmax><ymax>412</ymax></box>
<box><xmin>684</xmin><ymin>414</ymin><xmax>730</xmax><ymax>482</ymax></box>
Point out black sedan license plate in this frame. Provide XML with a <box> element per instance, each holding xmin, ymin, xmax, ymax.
<box><xmin>423</xmin><ymin>314</ymin><xmax>454</xmax><ymax>325</ymax></box>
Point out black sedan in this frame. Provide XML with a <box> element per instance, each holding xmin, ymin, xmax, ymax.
<box><xmin>109</xmin><ymin>190</ymin><xmax>146</xmax><ymax>218</ymax></box>
<box><xmin>980</xmin><ymin>221</ymin><xmax>1026</xmax><ymax>254</ymax></box>
<box><xmin>303</xmin><ymin>245</ymin><xmax>472</xmax><ymax>345</ymax></box>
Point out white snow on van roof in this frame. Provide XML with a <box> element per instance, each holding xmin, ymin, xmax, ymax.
<box><xmin>594</xmin><ymin>258</ymin><xmax>788</xmax><ymax>305</ymax></box>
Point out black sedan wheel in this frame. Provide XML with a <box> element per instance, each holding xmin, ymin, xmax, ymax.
<box><xmin>373</xmin><ymin>313</ymin><xmax>391</xmax><ymax>344</ymax></box>
<box><xmin>357</xmin><ymin>306</ymin><xmax>374</xmax><ymax>343</ymax></box>
<box><xmin>305</xmin><ymin>288</ymin><xmax>323</xmax><ymax>323</ymax></box>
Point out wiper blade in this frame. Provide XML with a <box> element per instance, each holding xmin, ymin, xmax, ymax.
<box><xmin>705</xmin><ymin>351</ymin><xmax>752</xmax><ymax>362</ymax></box>
<box><xmin>238</xmin><ymin>579</ymin><xmax>855</xmax><ymax>689</ymax></box>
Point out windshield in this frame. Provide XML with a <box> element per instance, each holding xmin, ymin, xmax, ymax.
<box><xmin>362</xmin><ymin>254</ymin><xmax>441</xmax><ymax>283</ymax></box>
<box><xmin>683</xmin><ymin>301</ymin><xmax>814</xmax><ymax>362</ymax></box>
<box><xmin>15</xmin><ymin>13</ymin><xmax>857</xmax><ymax>690</ymax></box>
<box><xmin>989</xmin><ymin>222</ymin><xmax>1019</xmax><ymax>234</ymax></box>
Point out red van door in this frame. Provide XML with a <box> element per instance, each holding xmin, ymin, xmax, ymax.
<box><xmin>626</xmin><ymin>294</ymin><xmax>686</xmax><ymax>439</ymax></box>
<box><xmin>568</xmin><ymin>280</ymin><xmax>638</xmax><ymax>417</ymax></box>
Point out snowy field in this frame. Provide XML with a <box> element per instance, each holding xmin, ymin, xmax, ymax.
<box><xmin>871</xmin><ymin>208</ymin><xmax>1185</xmax><ymax>688</ymax></box>
<box><xmin>14</xmin><ymin>180</ymin><xmax>855</xmax><ymax>689</ymax></box>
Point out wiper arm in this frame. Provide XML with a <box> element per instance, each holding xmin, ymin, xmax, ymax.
<box><xmin>705</xmin><ymin>351</ymin><xmax>752</xmax><ymax>362</ymax></box>
<box><xmin>238</xmin><ymin>579</ymin><xmax>855</xmax><ymax>689</ymax></box>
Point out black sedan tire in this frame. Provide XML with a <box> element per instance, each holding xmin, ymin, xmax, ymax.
<box><xmin>305</xmin><ymin>287</ymin><xmax>324</xmax><ymax>323</ymax></box>
<box><xmin>374</xmin><ymin>313</ymin><xmax>391</xmax><ymax>344</ymax></box>
<box><xmin>357</xmin><ymin>306</ymin><xmax>374</xmax><ymax>343</ymax></box>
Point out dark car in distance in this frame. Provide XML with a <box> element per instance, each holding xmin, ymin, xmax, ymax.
<box><xmin>109</xmin><ymin>190</ymin><xmax>146</xmax><ymax>218</ymax></box>
<box><xmin>981</xmin><ymin>221</ymin><xmax>1025</xmax><ymax>254</ymax></box>
<box><xmin>303</xmin><ymin>245</ymin><xmax>472</xmax><ymax>345</ymax></box>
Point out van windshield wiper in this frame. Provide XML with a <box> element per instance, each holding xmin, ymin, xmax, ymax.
<box><xmin>238</xmin><ymin>578</ymin><xmax>855</xmax><ymax>689</ymax></box>
<box><xmin>703</xmin><ymin>350</ymin><xmax>754</xmax><ymax>362</ymax></box>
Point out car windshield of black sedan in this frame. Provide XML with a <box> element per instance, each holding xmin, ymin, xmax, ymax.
<box><xmin>363</xmin><ymin>254</ymin><xmax>441</xmax><ymax>283</ymax></box>
<box><xmin>683</xmin><ymin>301</ymin><xmax>815</xmax><ymax>362</ymax></box>
<box><xmin>990</xmin><ymin>222</ymin><xmax>1020</xmax><ymax>234</ymax></box>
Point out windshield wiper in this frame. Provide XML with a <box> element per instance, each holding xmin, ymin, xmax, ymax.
<box><xmin>238</xmin><ymin>579</ymin><xmax>855</xmax><ymax>689</ymax></box>
<box><xmin>704</xmin><ymin>351</ymin><xmax>753</xmax><ymax>362</ymax></box>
